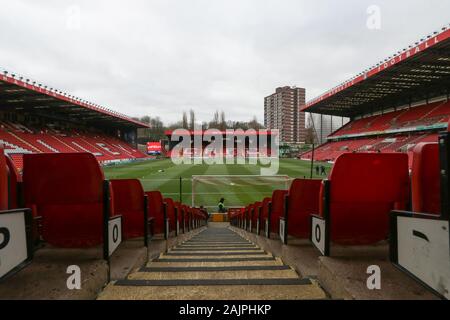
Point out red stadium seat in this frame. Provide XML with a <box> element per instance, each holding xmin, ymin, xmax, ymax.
<box><xmin>174</xmin><ymin>201</ymin><xmax>183</xmax><ymax>234</ymax></box>
<box><xmin>411</xmin><ymin>143</ymin><xmax>440</xmax><ymax>215</ymax></box>
<box><xmin>239</xmin><ymin>207</ymin><xmax>245</xmax><ymax>227</ymax></box>
<box><xmin>110</xmin><ymin>179</ymin><xmax>145</xmax><ymax>239</ymax></box>
<box><xmin>229</xmin><ymin>208</ymin><xmax>239</xmax><ymax>226</ymax></box>
<box><xmin>270</xmin><ymin>190</ymin><xmax>288</xmax><ymax>236</ymax></box>
<box><xmin>247</xmin><ymin>203</ymin><xmax>254</xmax><ymax>231</ymax></box>
<box><xmin>190</xmin><ymin>207</ymin><xmax>196</xmax><ymax>230</ymax></box>
<box><xmin>240</xmin><ymin>207</ymin><xmax>245</xmax><ymax>228</ymax></box>
<box><xmin>193</xmin><ymin>208</ymin><xmax>204</xmax><ymax>228</ymax></box>
<box><xmin>23</xmin><ymin>153</ymin><xmax>108</xmax><ymax>248</ymax></box>
<box><xmin>5</xmin><ymin>154</ymin><xmax>22</xmax><ymax>209</ymax></box>
<box><xmin>193</xmin><ymin>208</ymin><xmax>199</xmax><ymax>229</ymax></box>
<box><xmin>248</xmin><ymin>203</ymin><xmax>255</xmax><ymax>232</ymax></box>
<box><xmin>284</xmin><ymin>179</ymin><xmax>322</xmax><ymax>242</ymax></box>
<box><xmin>312</xmin><ymin>153</ymin><xmax>410</xmax><ymax>253</ymax></box>
<box><xmin>164</xmin><ymin>198</ymin><xmax>176</xmax><ymax>235</ymax></box>
<box><xmin>261</xmin><ymin>198</ymin><xmax>271</xmax><ymax>237</ymax></box>
<box><xmin>197</xmin><ymin>208</ymin><xmax>206</xmax><ymax>227</ymax></box>
<box><xmin>252</xmin><ymin>202</ymin><xmax>262</xmax><ymax>234</ymax></box>
<box><xmin>145</xmin><ymin>191</ymin><xmax>165</xmax><ymax>236</ymax></box>
<box><xmin>242</xmin><ymin>205</ymin><xmax>250</xmax><ymax>231</ymax></box>
<box><xmin>183</xmin><ymin>205</ymin><xmax>191</xmax><ymax>232</ymax></box>
<box><xmin>236</xmin><ymin>206</ymin><xmax>244</xmax><ymax>228</ymax></box>
<box><xmin>0</xmin><ymin>148</ymin><xmax>9</xmax><ymax>211</ymax></box>
<box><xmin>194</xmin><ymin>208</ymin><xmax>199</xmax><ymax>229</ymax></box>
<box><xmin>180</xmin><ymin>203</ymin><xmax>186</xmax><ymax>233</ymax></box>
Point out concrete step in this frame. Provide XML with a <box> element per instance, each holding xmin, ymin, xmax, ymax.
<box><xmin>171</xmin><ymin>247</ymin><xmax>260</xmax><ymax>251</ymax></box>
<box><xmin>139</xmin><ymin>265</ymin><xmax>292</xmax><ymax>272</ymax></box>
<box><xmin>146</xmin><ymin>258</ymin><xmax>285</xmax><ymax>268</ymax></box>
<box><xmin>174</xmin><ymin>244</ymin><xmax>259</xmax><ymax>250</ymax></box>
<box><xmin>97</xmin><ymin>282</ymin><xmax>326</xmax><ymax>300</ymax></box>
<box><xmin>128</xmin><ymin>269</ymin><xmax>299</xmax><ymax>280</ymax></box>
<box><xmin>184</xmin><ymin>241</ymin><xmax>252</xmax><ymax>244</ymax></box>
<box><xmin>164</xmin><ymin>251</ymin><xmax>267</xmax><ymax>256</ymax></box>
<box><xmin>169</xmin><ymin>250</ymin><xmax>264</xmax><ymax>255</ymax></box>
<box><xmin>159</xmin><ymin>251</ymin><xmax>272</xmax><ymax>260</ymax></box>
<box><xmin>115</xmin><ymin>278</ymin><xmax>312</xmax><ymax>286</ymax></box>
<box><xmin>154</xmin><ymin>257</ymin><xmax>276</xmax><ymax>262</ymax></box>
<box><xmin>97</xmin><ymin>226</ymin><xmax>328</xmax><ymax>300</ymax></box>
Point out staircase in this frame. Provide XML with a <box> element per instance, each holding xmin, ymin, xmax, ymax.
<box><xmin>97</xmin><ymin>225</ymin><xmax>326</xmax><ymax>300</ymax></box>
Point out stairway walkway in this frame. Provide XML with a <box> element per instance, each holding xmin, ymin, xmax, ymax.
<box><xmin>97</xmin><ymin>225</ymin><xmax>326</xmax><ymax>300</ymax></box>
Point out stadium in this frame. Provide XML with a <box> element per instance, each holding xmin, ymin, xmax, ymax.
<box><xmin>0</xmin><ymin>19</ymin><xmax>449</xmax><ymax>304</ymax></box>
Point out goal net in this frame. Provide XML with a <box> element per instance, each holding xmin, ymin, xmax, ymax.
<box><xmin>191</xmin><ymin>175</ymin><xmax>292</xmax><ymax>211</ymax></box>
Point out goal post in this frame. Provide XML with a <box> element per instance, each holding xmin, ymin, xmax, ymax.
<box><xmin>191</xmin><ymin>175</ymin><xmax>292</xmax><ymax>211</ymax></box>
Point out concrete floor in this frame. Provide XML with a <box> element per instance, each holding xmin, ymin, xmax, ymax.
<box><xmin>2</xmin><ymin>222</ymin><xmax>434</xmax><ymax>300</ymax></box>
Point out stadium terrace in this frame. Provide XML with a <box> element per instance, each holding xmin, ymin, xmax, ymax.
<box><xmin>164</xmin><ymin>128</ymin><xmax>280</xmax><ymax>174</ymax></box>
<box><xmin>304</xmin><ymin>27</ymin><xmax>450</xmax><ymax>113</ymax></box>
<box><xmin>0</xmin><ymin>23</ymin><xmax>449</xmax><ymax>303</ymax></box>
<box><xmin>0</xmin><ymin>69</ymin><xmax>150</xmax><ymax>170</ymax></box>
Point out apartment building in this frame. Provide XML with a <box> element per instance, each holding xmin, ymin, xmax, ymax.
<box><xmin>264</xmin><ymin>86</ymin><xmax>306</xmax><ymax>143</ymax></box>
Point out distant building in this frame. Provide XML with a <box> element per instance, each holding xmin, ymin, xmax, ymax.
<box><xmin>264</xmin><ymin>86</ymin><xmax>306</xmax><ymax>143</ymax></box>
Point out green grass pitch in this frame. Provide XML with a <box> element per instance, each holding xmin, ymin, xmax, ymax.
<box><xmin>102</xmin><ymin>159</ymin><xmax>332</xmax><ymax>210</ymax></box>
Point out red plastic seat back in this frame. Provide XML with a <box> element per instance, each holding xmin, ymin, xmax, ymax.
<box><xmin>0</xmin><ymin>149</ymin><xmax>8</xmax><ymax>211</ymax></box>
<box><xmin>110</xmin><ymin>179</ymin><xmax>145</xmax><ymax>239</ymax></box>
<box><xmin>261</xmin><ymin>198</ymin><xmax>271</xmax><ymax>221</ymax></box>
<box><xmin>193</xmin><ymin>208</ymin><xmax>201</xmax><ymax>221</ymax></box>
<box><xmin>146</xmin><ymin>191</ymin><xmax>165</xmax><ymax>235</ymax></box>
<box><xmin>252</xmin><ymin>202</ymin><xmax>262</xmax><ymax>225</ymax></box>
<box><xmin>245</xmin><ymin>204</ymin><xmax>253</xmax><ymax>222</ymax></box>
<box><xmin>287</xmin><ymin>179</ymin><xmax>322</xmax><ymax>238</ymax></box>
<box><xmin>411</xmin><ymin>143</ymin><xmax>440</xmax><ymax>215</ymax></box>
<box><xmin>182</xmin><ymin>204</ymin><xmax>188</xmax><ymax>224</ymax></box>
<box><xmin>174</xmin><ymin>201</ymin><xmax>183</xmax><ymax>224</ymax></box>
<box><xmin>165</xmin><ymin>198</ymin><xmax>176</xmax><ymax>230</ymax></box>
<box><xmin>5</xmin><ymin>154</ymin><xmax>21</xmax><ymax>209</ymax></box>
<box><xmin>325</xmin><ymin>153</ymin><xmax>410</xmax><ymax>245</ymax></box>
<box><xmin>270</xmin><ymin>190</ymin><xmax>288</xmax><ymax>234</ymax></box>
<box><xmin>23</xmin><ymin>153</ymin><xmax>105</xmax><ymax>248</ymax></box>
<box><xmin>184</xmin><ymin>206</ymin><xmax>192</xmax><ymax>228</ymax></box>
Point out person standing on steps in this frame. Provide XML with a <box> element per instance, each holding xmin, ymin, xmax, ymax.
<box><xmin>218</xmin><ymin>198</ymin><xmax>227</xmax><ymax>213</ymax></box>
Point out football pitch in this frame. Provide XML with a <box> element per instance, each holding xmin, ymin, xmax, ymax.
<box><xmin>103</xmin><ymin>159</ymin><xmax>332</xmax><ymax>210</ymax></box>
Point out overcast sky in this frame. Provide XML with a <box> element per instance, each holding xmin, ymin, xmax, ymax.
<box><xmin>0</xmin><ymin>1</ymin><xmax>449</xmax><ymax>124</ymax></box>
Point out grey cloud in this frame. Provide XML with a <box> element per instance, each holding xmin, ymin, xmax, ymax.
<box><xmin>0</xmin><ymin>0</ymin><xmax>449</xmax><ymax>124</ymax></box>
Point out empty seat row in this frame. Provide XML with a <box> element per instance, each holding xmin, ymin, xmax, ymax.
<box><xmin>25</xmin><ymin>153</ymin><xmax>207</xmax><ymax>248</ymax></box>
<box><xmin>0</xmin><ymin>122</ymin><xmax>148</xmax><ymax>171</ymax></box>
<box><xmin>232</xmin><ymin>126</ymin><xmax>449</xmax><ymax>298</ymax></box>
<box><xmin>299</xmin><ymin>132</ymin><xmax>439</xmax><ymax>165</ymax></box>
<box><xmin>234</xmin><ymin>143</ymin><xmax>442</xmax><ymax>249</ymax></box>
<box><xmin>230</xmin><ymin>190</ymin><xmax>288</xmax><ymax>238</ymax></box>
<box><xmin>1</xmin><ymin>151</ymin><xmax>207</xmax><ymax>248</ymax></box>
<box><xmin>330</xmin><ymin>100</ymin><xmax>450</xmax><ymax>137</ymax></box>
